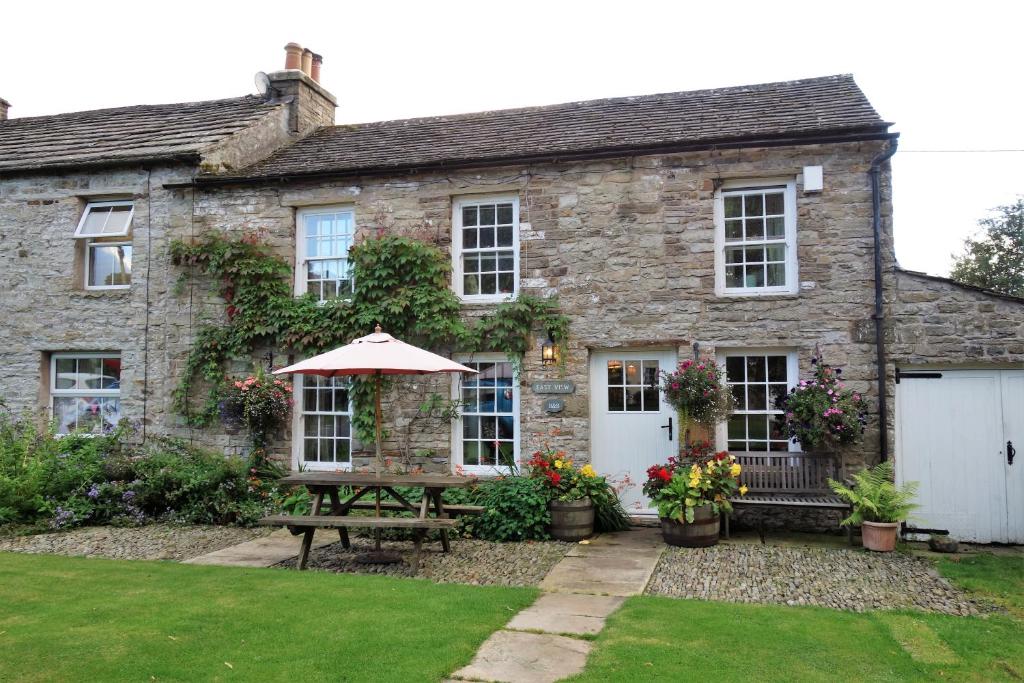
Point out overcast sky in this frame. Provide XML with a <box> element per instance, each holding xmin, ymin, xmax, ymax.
<box><xmin>4</xmin><ymin>1</ymin><xmax>1021</xmax><ymax>276</ymax></box>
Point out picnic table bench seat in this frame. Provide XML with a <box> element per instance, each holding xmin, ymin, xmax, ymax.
<box><xmin>725</xmin><ymin>452</ymin><xmax>853</xmax><ymax>544</ymax></box>
<box><xmin>344</xmin><ymin>501</ymin><xmax>485</xmax><ymax>515</ymax></box>
<box><xmin>260</xmin><ymin>514</ymin><xmax>462</xmax><ymax>530</ymax></box>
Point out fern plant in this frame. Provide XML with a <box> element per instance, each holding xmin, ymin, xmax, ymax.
<box><xmin>829</xmin><ymin>461</ymin><xmax>919</xmax><ymax>525</ymax></box>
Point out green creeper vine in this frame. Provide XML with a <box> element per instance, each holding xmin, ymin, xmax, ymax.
<box><xmin>169</xmin><ymin>230</ymin><xmax>569</xmax><ymax>443</ymax></box>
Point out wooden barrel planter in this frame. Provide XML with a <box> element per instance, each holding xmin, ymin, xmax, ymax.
<box><xmin>660</xmin><ymin>504</ymin><xmax>720</xmax><ymax>547</ymax></box>
<box><xmin>549</xmin><ymin>498</ymin><xmax>594</xmax><ymax>542</ymax></box>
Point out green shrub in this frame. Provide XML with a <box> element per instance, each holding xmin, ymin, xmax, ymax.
<box><xmin>0</xmin><ymin>404</ymin><xmax>280</xmax><ymax>530</ymax></box>
<box><xmin>462</xmin><ymin>477</ymin><xmax>551</xmax><ymax>542</ymax></box>
<box><xmin>130</xmin><ymin>438</ymin><xmax>279</xmax><ymax>526</ymax></box>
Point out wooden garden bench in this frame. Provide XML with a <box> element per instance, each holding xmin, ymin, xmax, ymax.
<box><xmin>724</xmin><ymin>452</ymin><xmax>854</xmax><ymax>544</ymax></box>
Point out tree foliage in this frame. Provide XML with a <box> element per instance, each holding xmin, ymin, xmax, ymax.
<box><xmin>950</xmin><ymin>199</ymin><xmax>1024</xmax><ymax>298</ymax></box>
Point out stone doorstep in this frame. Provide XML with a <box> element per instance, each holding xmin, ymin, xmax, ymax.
<box><xmin>506</xmin><ymin>593</ymin><xmax>625</xmax><ymax>636</ymax></box>
<box><xmin>450</xmin><ymin>630</ymin><xmax>592</xmax><ymax>683</ymax></box>
<box><xmin>182</xmin><ymin>528</ymin><xmax>336</xmax><ymax>567</ymax></box>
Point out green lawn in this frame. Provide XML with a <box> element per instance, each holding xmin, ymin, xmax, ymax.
<box><xmin>0</xmin><ymin>552</ymin><xmax>537</xmax><ymax>682</ymax></box>
<box><xmin>935</xmin><ymin>553</ymin><xmax>1024</xmax><ymax>614</ymax></box>
<box><xmin>573</xmin><ymin>554</ymin><xmax>1024</xmax><ymax>682</ymax></box>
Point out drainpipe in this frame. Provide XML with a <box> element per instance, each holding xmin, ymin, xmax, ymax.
<box><xmin>869</xmin><ymin>135</ymin><xmax>899</xmax><ymax>462</ymax></box>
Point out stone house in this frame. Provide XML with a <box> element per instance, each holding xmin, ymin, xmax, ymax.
<box><xmin>1</xmin><ymin>48</ymin><xmax>1021</xmax><ymax>541</ymax></box>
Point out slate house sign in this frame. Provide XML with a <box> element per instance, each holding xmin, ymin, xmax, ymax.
<box><xmin>544</xmin><ymin>398</ymin><xmax>565</xmax><ymax>414</ymax></box>
<box><xmin>531</xmin><ymin>380</ymin><xmax>575</xmax><ymax>394</ymax></box>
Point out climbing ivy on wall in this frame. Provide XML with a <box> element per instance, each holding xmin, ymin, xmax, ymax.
<box><xmin>169</xmin><ymin>230</ymin><xmax>569</xmax><ymax>443</ymax></box>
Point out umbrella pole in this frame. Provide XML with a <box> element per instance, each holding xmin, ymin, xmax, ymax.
<box><xmin>374</xmin><ymin>370</ymin><xmax>383</xmax><ymax>551</ymax></box>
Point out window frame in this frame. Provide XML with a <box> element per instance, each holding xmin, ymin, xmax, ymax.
<box><xmin>451</xmin><ymin>195</ymin><xmax>520</xmax><ymax>303</ymax></box>
<box><xmin>713</xmin><ymin>179</ymin><xmax>798</xmax><ymax>296</ymax></box>
<box><xmin>73</xmin><ymin>200</ymin><xmax>134</xmax><ymax>239</ymax></box>
<box><xmin>290</xmin><ymin>373</ymin><xmax>355</xmax><ymax>471</ymax></box>
<box><xmin>49</xmin><ymin>352</ymin><xmax>123</xmax><ymax>435</ymax></box>
<box><xmin>603</xmin><ymin>357</ymin><xmax>664</xmax><ymax>414</ymax></box>
<box><xmin>450</xmin><ymin>353</ymin><xmax>520</xmax><ymax>475</ymax></box>
<box><xmin>295</xmin><ymin>205</ymin><xmax>356</xmax><ymax>302</ymax></box>
<box><xmin>84</xmin><ymin>240</ymin><xmax>133</xmax><ymax>290</ymax></box>
<box><xmin>715</xmin><ymin>349</ymin><xmax>799</xmax><ymax>454</ymax></box>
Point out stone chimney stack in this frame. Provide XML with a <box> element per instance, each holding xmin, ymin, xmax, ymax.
<box><xmin>0</xmin><ymin>98</ymin><xmax>10</xmax><ymax>122</ymax></box>
<box><xmin>267</xmin><ymin>43</ymin><xmax>336</xmax><ymax>135</ymax></box>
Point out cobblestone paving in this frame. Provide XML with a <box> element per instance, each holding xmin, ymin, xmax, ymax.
<box><xmin>277</xmin><ymin>537</ymin><xmax>571</xmax><ymax>587</ymax></box>
<box><xmin>646</xmin><ymin>544</ymin><xmax>995</xmax><ymax>616</ymax></box>
<box><xmin>0</xmin><ymin>524</ymin><xmax>272</xmax><ymax>561</ymax></box>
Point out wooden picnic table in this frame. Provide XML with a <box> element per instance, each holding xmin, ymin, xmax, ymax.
<box><xmin>260</xmin><ymin>471</ymin><xmax>480</xmax><ymax>571</ymax></box>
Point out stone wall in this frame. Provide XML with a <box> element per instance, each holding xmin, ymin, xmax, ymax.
<box><xmin>184</xmin><ymin>140</ymin><xmax>896</xmax><ymax>472</ymax></box>
<box><xmin>890</xmin><ymin>269</ymin><xmax>1024</xmax><ymax>366</ymax></box>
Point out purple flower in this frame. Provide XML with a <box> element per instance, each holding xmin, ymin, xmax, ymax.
<box><xmin>122</xmin><ymin>490</ymin><xmax>136</xmax><ymax>502</ymax></box>
<box><xmin>87</xmin><ymin>484</ymin><xmax>101</xmax><ymax>500</ymax></box>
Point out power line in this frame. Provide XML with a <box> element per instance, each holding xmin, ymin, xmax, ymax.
<box><xmin>899</xmin><ymin>149</ymin><xmax>1024</xmax><ymax>153</ymax></box>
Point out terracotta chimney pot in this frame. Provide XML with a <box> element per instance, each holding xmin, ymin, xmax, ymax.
<box><xmin>301</xmin><ymin>48</ymin><xmax>313</xmax><ymax>77</ymax></box>
<box><xmin>284</xmin><ymin>43</ymin><xmax>303</xmax><ymax>70</ymax></box>
<box><xmin>310</xmin><ymin>53</ymin><xmax>323</xmax><ymax>83</ymax></box>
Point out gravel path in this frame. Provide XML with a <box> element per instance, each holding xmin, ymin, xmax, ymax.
<box><xmin>646</xmin><ymin>544</ymin><xmax>993</xmax><ymax>616</ymax></box>
<box><xmin>0</xmin><ymin>525</ymin><xmax>273</xmax><ymax>562</ymax></box>
<box><xmin>276</xmin><ymin>537</ymin><xmax>571</xmax><ymax>587</ymax></box>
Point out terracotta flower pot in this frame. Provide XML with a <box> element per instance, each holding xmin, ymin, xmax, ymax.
<box><xmin>549</xmin><ymin>498</ymin><xmax>594</xmax><ymax>542</ymax></box>
<box><xmin>861</xmin><ymin>521</ymin><xmax>900</xmax><ymax>552</ymax></box>
<box><xmin>660</xmin><ymin>504</ymin><xmax>720</xmax><ymax>547</ymax></box>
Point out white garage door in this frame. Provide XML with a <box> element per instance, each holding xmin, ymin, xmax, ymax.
<box><xmin>896</xmin><ymin>369</ymin><xmax>1023</xmax><ymax>543</ymax></box>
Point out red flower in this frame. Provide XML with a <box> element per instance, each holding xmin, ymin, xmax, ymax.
<box><xmin>657</xmin><ymin>467</ymin><xmax>672</xmax><ymax>482</ymax></box>
<box><xmin>547</xmin><ymin>471</ymin><xmax>561</xmax><ymax>485</ymax></box>
<box><xmin>714</xmin><ymin>451</ymin><xmax>729</xmax><ymax>461</ymax></box>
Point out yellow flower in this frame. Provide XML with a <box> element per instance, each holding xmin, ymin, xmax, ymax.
<box><xmin>554</xmin><ymin>460</ymin><xmax>563</xmax><ymax>469</ymax></box>
<box><xmin>730</xmin><ymin>463</ymin><xmax>742</xmax><ymax>477</ymax></box>
<box><xmin>728</xmin><ymin>454</ymin><xmax>736</xmax><ymax>462</ymax></box>
<box><xmin>581</xmin><ymin>464</ymin><xmax>597</xmax><ymax>478</ymax></box>
<box><xmin>690</xmin><ymin>464</ymin><xmax>702</xmax><ymax>478</ymax></box>
<box><xmin>739</xmin><ymin>485</ymin><xmax>749</xmax><ymax>495</ymax></box>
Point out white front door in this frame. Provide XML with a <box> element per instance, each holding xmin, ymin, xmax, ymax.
<box><xmin>896</xmin><ymin>369</ymin><xmax>1024</xmax><ymax>543</ymax></box>
<box><xmin>590</xmin><ymin>350</ymin><xmax>678</xmax><ymax>515</ymax></box>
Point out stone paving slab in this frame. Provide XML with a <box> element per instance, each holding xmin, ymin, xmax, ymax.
<box><xmin>541</xmin><ymin>528</ymin><xmax>664</xmax><ymax>596</ymax></box>
<box><xmin>183</xmin><ymin>528</ymin><xmax>337</xmax><ymax>567</ymax></box>
<box><xmin>506</xmin><ymin>592</ymin><xmax>625</xmax><ymax>636</ymax></box>
<box><xmin>450</xmin><ymin>630</ymin><xmax>591</xmax><ymax>683</ymax></box>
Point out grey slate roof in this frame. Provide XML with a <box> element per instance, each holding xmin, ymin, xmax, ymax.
<box><xmin>226</xmin><ymin>74</ymin><xmax>889</xmax><ymax>181</ymax></box>
<box><xmin>0</xmin><ymin>96</ymin><xmax>283</xmax><ymax>173</ymax></box>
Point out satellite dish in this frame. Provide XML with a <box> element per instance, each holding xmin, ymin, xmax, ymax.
<box><xmin>254</xmin><ymin>71</ymin><xmax>271</xmax><ymax>98</ymax></box>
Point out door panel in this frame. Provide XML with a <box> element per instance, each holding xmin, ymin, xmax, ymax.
<box><xmin>1002</xmin><ymin>372</ymin><xmax>1024</xmax><ymax>543</ymax></box>
<box><xmin>896</xmin><ymin>371</ymin><xmax>1006</xmax><ymax>543</ymax></box>
<box><xmin>590</xmin><ymin>350</ymin><xmax>678</xmax><ymax>515</ymax></box>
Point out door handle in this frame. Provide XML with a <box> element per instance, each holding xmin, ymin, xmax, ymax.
<box><xmin>661</xmin><ymin>416</ymin><xmax>673</xmax><ymax>441</ymax></box>
<box><xmin>1009</xmin><ymin>441</ymin><xmax>1016</xmax><ymax>466</ymax></box>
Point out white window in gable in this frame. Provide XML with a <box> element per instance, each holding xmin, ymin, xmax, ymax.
<box><xmin>74</xmin><ymin>201</ymin><xmax>133</xmax><ymax>289</ymax></box>
<box><xmin>715</xmin><ymin>182</ymin><xmax>797</xmax><ymax>295</ymax></box>
<box><xmin>296</xmin><ymin>207</ymin><xmax>354</xmax><ymax>302</ymax></box>
<box><xmin>51</xmin><ymin>353</ymin><xmax>122</xmax><ymax>435</ymax></box>
<box><xmin>718</xmin><ymin>352</ymin><xmax>798</xmax><ymax>453</ymax></box>
<box><xmin>453</xmin><ymin>356</ymin><xmax>519</xmax><ymax>472</ymax></box>
<box><xmin>453</xmin><ymin>197</ymin><xmax>519</xmax><ymax>301</ymax></box>
<box><xmin>293</xmin><ymin>374</ymin><xmax>353</xmax><ymax>469</ymax></box>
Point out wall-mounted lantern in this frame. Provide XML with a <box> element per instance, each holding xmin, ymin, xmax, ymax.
<box><xmin>541</xmin><ymin>331</ymin><xmax>558</xmax><ymax>367</ymax></box>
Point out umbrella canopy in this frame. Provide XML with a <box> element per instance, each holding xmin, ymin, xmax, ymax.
<box><xmin>273</xmin><ymin>327</ymin><xmax>477</xmax><ymax>378</ymax></box>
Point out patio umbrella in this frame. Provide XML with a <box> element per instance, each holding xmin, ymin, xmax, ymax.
<box><xmin>274</xmin><ymin>325</ymin><xmax>477</xmax><ymax>471</ymax></box>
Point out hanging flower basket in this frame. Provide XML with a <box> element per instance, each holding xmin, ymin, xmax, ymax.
<box><xmin>776</xmin><ymin>353</ymin><xmax>868</xmax><ymax>452</ymax></box>
<box><xmin>659</xmin><ymin>359</ymin><xmax>733</xmax><ymax>447</ymax></box>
